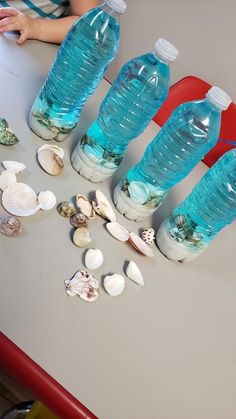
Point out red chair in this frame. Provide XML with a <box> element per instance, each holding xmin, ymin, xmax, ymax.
<box><xmin>153</xmin><ymin>76</ymin><xmax>236</xmax><ymax>167</ymax></box>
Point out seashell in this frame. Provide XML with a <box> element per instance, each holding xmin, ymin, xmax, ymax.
<box><xmin>2</xmin><ymin>161</ymin><xmax>26</xmax><ymax>174</ymax></box>
<box><xmin>73</xmin><ymin>226</ymin><xmax>92</xmax><ymax>247</ymax></box>
<box><xmin>0</xmin><ymin>170</ymin><xmax>17</xmax><ymax>191</ymax></box>
<box><xmin>106</xmin><ymin>222</ymin><xmax>129</xmax><ymax>242</ymax></box>
<box><xmin>65</xmin><ymin>270</ymin><xmax>99</xmax><ymax>302</ymax></box>
<box><xmin>38</xmin><ymin>191</ymin><xmax>57</xmax><ymax>211</ymax></box>
<box><xmin>0</xmin><ymin>118</ymin><xmax>19</xmax><ymax>145</ymax></box>
<box><xmin>85</xmin><ymin>248</ymin><xmax>103</xmax><ymax>270</ymax></box>
<box><xmin>0</xmin><ymin>215</ymin><xmax>22</xmax><ymax>236</ymax></box>
<box><xmin>70</xmin><ymin>213</ymin><xmax>88</xmax><ymax>228</ymax></box>
<box><xmin>104</xmin><ymin>273</ymin><xmax>125</xmax><ymax>296</ymax></box>
<box><xmin>128</xmin><ymin>181</ymin><xmax>149</xmax><ymax>204</ymax></box>
<box><xmin>129</xmin><ymin>232</ymin><xmax>154</xmax><ymax>257</ymax></box>
<box><xmin>37</xmin><ymin>145</ymin><xmax>64</xmax><ymax>176</ymax></box>
<box><xmin>76</xmin><ymin>194</ymin><xmax>95</xmax><ymax>219</ymax></box>
<box><xmin>57</xmin><ymin>201</ymin><xmax>75</xmax><ymax>218</ymax></box>
<box><xmin>2</xmin><ymin>182</ymin><xmax>39</xmax><ymax>216</ymax></box>
<box><xmin>92</xmin><ymin>190</ymin><xmax>116</xmax><ymax>222</ymax></box>
<box><xmin>37</xmin><ymin>144</ymin><xmax>64</xmax><ymax>159</ymax></box>
<box><xmin>141</xmin><ymin>227</ymin><xmax>155</xmax><ymax>245</ymax></box>
<box><xmin>125</xmin><ymin>261</ymin><xmax>144</xmax><ymax>286</ymax></box>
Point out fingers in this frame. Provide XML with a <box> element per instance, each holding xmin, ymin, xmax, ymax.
<box><xmin>17</xmin><ymin>30</ymin><xmax>27</xmax><ymax>45</ymax></box>
<box><xmin>0</xmin><ymin>7</ymin><xmax>19</xmax><ymax>16</ymax></box>
<box><xmin>0</xmin><ymin>17</ymin><xmax>19</xmax><ymax>33</ymax></box>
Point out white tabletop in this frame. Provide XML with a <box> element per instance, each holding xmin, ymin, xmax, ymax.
<box><xmin>0</xmin><ymin>34</ymin><xmax>236</xmax><ymax>419</ymax></box>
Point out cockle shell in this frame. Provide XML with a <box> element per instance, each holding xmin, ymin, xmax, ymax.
<box><xmin>37</xmin><ymin>144</ymin><xmax>64</xmax><ymax>176</ymax></box>
<box><xmin>126</xmin><ymin>261</ymin><xmax>144</xmax><ymax>286</ymax></box>
<box><xmin>65</xmin><ymin>270</ymin><xmax>100</xmax><ymax>302</ymax></box>
<box><xmin>76</xmin><ymin>194</ymin><xmax>95</xmax><ymax>219</ymax></box>
<box><xmin>70</xmin><ymin>213</ymin><xmax>87</xmax><ymax>228</ymax></box>
<box><xmin>37</xmin><ymin>144</ymin><xmax>64</xmax><ymax>159</ymax></box>
<box><xmin>85</xmin><ymin>248</ymin><xmax>104</xmax><ymax>270</ymax></box>
<box><xmin>128</xmin><ymin>181</ymin><xmax>149</xmax><ymax>204</ymax></box>
<box><xmin>141</xmin><ymin>227</ymin><xmax>155</xmax><ymax>245</ymax></box>
<box><xmin>106</xmin><ymin>222</ymin><xmax>129</xmax><ymax>242</ymax></box>
<box><xmin>0</xmin><ymin>170</ymin><xmax>17</xmax><ymax>191</ymax></box>
<box><xmin>73</xmin><ymin>226</ymin><xmax>92</xmax><ymax>247</ymax></box>
<box><xmin>2</xmin><ymin>182</ymin><xmax>39</xmax><ymax>216</ymax></box>
<box><xmin>104</xmin><ymin>274</ymin><xmax>125</xmax><ymax>296</ymax></box>
<box><xmin>38</xmin><ymin>191</ymin><xmax>57</xmax><ymax>211</ymax></box>
<box><xmin>2</xmin><ymin>161</ymin><xmax>26</xmax><ymax>174</ymax></box>
<box><xmin>129</xmin><ymin>232</ymin><xmax>154</xmax><ymax>257</ymax></box>
<box><xmin>92</xmin><ymin>190</ymin><xmax>116</xmax><ymax>222</ymax></box>
<box><xmin>57</xmin><ymin>201</ymin><xmax>76</xmax><ymax>218</ymax></box>
<box><xmin>0</xmin><ymin>215</ymin><xmax>22</xmax><ymax>236</ymax></box>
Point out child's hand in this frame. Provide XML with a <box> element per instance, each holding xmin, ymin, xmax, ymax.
<box><xmin>0</xmin><ymin>7</ymin><xmax>40</xmax><ymax>45</ymax></box>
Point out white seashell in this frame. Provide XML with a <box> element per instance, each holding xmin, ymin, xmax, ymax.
<box><xmin>0</xmin><ymin>170</ymin><xmax>17</xmax><ymax>191</ymax></box>
<box><xmin>38</xmin><ymin>191</ymin><xmax>57</xmax><ymax>211</ymax></box>
<box><xmin>129</xmin><ymin>232</ymin><xmax>154</xmax><ymax>257</ymax></box>
<box><xmin>73</xmin><ymin>226</ymin><xmax>92</xmax><ymax>247</ymax></box>
<box><xmin>106</xmin><ymin>222</ymin><xmax>129</xmax><ymax>242</ymax></box>
<box><xmin>65</xmin><ymin>270</ymin><xmax>100</xmax><ymax>302</ymax></box>
<box><xmin>2</xmin><ymin>182</ymin><xmax>39</xmax><ymax>216</ymax></box>
<box><xmin>92</xmin><ymin>190</ymin><xmax>116</xmax><ymax>222</ymax></box>
<box><xmin>141</xmin><ymin>227</ymin><xmax>155</xmax><ymax>245</ymax></box>
<box><xmin>37</xmin><ymin>144</ymin><xmax>64</xmax><ymax>159</ymax></box>
<box><xmin>37</xmin><ymin>145</ymin><xmax>64</xmax><ymax>176</ymax></box>
<box><xmin>126</xmin><ymin>261</ymin><xmax>144</xmax><ymax>286</ymax></box>
<box><xmin>128</xmin><ymin>181</ymin><xmax>149</xmax><ymax>204</ymax></box>
<box><xmin>2</xmin><ymin>161</ymin><xmax>26</xmax><ymax>174</ymax></box>
<box><xmin>85</xmin><ymin>248</ymin><xmax>103</xmax><ymax>270</ymax></box>
<box><xmin>76</xmin><ymin>194</ymin><xmax>95</xmax><ymax>219</ymax></box>
<box><xmin>104</xmin><ymin>274</ymin><xmax>125</xmax><ymax>296</ymax></box>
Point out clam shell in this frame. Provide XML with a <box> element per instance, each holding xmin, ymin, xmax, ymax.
<box><xmin>128</xmin><ymin>181</ymin><xmax>149</xmax><ymax>204</ymax></box>
<box><xmin>76</xmin><ymin>194</ymin><xmax>95</xmax><ymax>219</ymax></box>
<box><xmin>2</xmin><ymin>161</ymin><xmax>26</xmax><ymax>174</ymax></box>
<box><xmin>0</xmin><ymin>170</ymin><xmax>17</xmax><ymax>191</ymax></box>
<box><xmin>0</xmin><ymin>215</ymin><xmax>22</xmax><ymax>236</ymax></box>
<box><xmin>2</xmin><ymin>182</ymin><xmax>39</xmax><ymax>216</ymax></box>
<box><xmin>141</xmin><ymin>227</ymin><xmax>155</xmax><ymax>245</ymax></box>
<box><xmin>92</xmin><ymin>190</ymin><xmax>116</xmax><ymax>222</ymax></box>
<box><xmin>129</xmin><ymin>232</ymin><xmax>154</xmax><ymax>257</ymax></box>
<box><xmin>38</xmin><ymin>191</ymin><xmax>57</xmax><ymax>211</ymax></box>
<box><xmin>70</xmin><ymin>213</ymin><xmax>87</xmax><ymax>228</ymax></box>
<box><xmin>126</xmin><ymin>261</ymin><xmax>144</xmax><ymax>286</ymax></box>
<box><xmin>73</xmin><ymin>226</ymin><xmax>92</xmax><ymax>247</ymax></box>
<box><xmin>106</xmin><ymin>222</ymin><xmax>129</xmax><ymax>242</ymax></box>
<box><xmin>37</xmin><ymin>144</ymin><xmax>64</xmax><ymax>159</ymax></box>
<box><xmin>104</xmin><ymin>274</ymin><xmax>125</xmax><ymax>296</ymax></box>
<box><xmin>65</xmin><ymin>270</ymin><xmax>99</xmax><ymax>302</ymax></box>
<box><xmin>57</xmin><ymin>201</ymin><xmax>75</xmax><ymax>218</ymax></box>
<box><xmin>85</xmin><ymin>248</ymin><xmax>103</xmax><ymax>270</ymax></box>
<box><xmin>37</xmin><ymin>146</ymin><xmax>64</xmax><ymax>176</ymax></box>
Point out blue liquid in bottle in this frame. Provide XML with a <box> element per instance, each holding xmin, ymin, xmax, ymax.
<box><xmin>114</xmin><ymin>86</ymin><xmax>232</xmax><ymax>221</ymax></box>
<box><xmin>156</xmin><ymin>148</ymin><xmax>236</xmax><ymax>262</ymax></box>
<box><xmin>29</xmin><ymin>0</ymin><xmax>127</xmax><ymax>141</ymax></box>
<box><xmin>71</xmin><ymin>38</ymin><xmax>178</xmax><ymax>182</ymax></box>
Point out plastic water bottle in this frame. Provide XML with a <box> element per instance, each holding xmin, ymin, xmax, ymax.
<box><xmin>71</xmin><ymin>38</ymin><xmax>179</xmax><ymax>182</ymax></box>
<box><xmin>114</xmin><ymin>86</ymin><xmax>232</xmax><ymax>221</ymax></box>
<box><xmin>29</xmin><ymin>0</ymin><xmax>127</xmax><ymax>142</ymax></box>
<box><xmin>156</xmin><ymin>148</ymin><xmax>236</xmax><ymax>262</ymax></box>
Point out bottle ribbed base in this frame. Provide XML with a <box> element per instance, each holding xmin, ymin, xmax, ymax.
<box><xmin>29</xmin><ymin>112</ymin><xmax>71</xmax><ymax>142</ymax></box>
<box><xmin>113</xmin><ymin>185</ymin><xmax>156</xmax><ymax>221</ymax></box>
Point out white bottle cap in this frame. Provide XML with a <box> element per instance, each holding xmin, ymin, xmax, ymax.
<box><xmin>206</xmin><ymin>86</ymin><xmax>232</xmax><ymax>111</ymax></box>
<box><xmin>154</xmin><ymin>38</ymin><xmax>179</xmax><ymax>63</ymax></box>
<box><xmin>105</xmin><ymin>0</ymin><xmax>127</xmax><ymax>14</ymax></box>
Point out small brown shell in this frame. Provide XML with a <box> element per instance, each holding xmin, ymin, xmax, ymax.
<box><xmin>0</xmin><ymin>215</ymin><xmax>22</xmax><ymax>236</ymax></box>
<box><xmin>141</xmin><ymin>227</ymin><xmax>155</xmax><ymax>245</ymax></box>
<box><xmin>57</xmin><ymin>201</ymin><xmax>76</xmax><ymax>218</ymax></box>
<box><xmin>70</xmin><ymin>213</ymin><xmax>88</xmax><ymax>228</ymax></box>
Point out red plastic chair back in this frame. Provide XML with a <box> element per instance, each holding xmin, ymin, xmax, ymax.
<box><xmin>153</xmin><ymin>76</ymin><xmax>236</xmax><ymax>167</ymax></box>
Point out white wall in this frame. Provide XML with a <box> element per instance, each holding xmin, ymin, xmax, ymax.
<box><xmin>106</xmin><ymin>0</ymin><xmax>236</xmax><ymax>102</ymax></box>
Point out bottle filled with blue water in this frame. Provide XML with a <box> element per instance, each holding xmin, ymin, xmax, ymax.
<box><xmin>114</xmin><ymin>87</ymin><xmax>232</xmax><ymax>221</ymax></box>
<box><xmin>29</xmin><ymin>0</ymin><xmax>127</xmax><ymax>142</ymax></box>
<box><xmin>71</xmin><ymin>39</ymin><xmax>179</xmax><ymax>182</ymax></box>
<box><xmin>156</xmin><ymin>148</ymin><xmax>236</xmax><ymax>262</ymax></box>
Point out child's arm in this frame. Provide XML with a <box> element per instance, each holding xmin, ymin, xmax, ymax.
<box><xmin>0</xmin><ymin>0</ymin><xmax>98</xmax><ymax>45</ymax></box>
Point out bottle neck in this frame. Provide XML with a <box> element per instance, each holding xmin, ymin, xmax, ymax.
<box><xmin>152</xmin><ymin>50</ymin><xmax>171</xmax><ymax>65</ymax></box>
<box><xmin>205</xmin><ymin>97</ymin><xmax>223</xmax><ymax>112</ymax></box>
<box><xmin>101</xmin><ymin>2</ymin><xmax>121</xmax><ymax>19</ymax></box>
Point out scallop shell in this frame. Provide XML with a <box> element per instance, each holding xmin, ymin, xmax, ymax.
<box><xmin>0</xmin><ymin>215</ymin><xmax>22</xmax><ymax>236</ymax></box>
<box><xmin>92</xmin><ymin>190</ymin><xmax>116</xmax><ymax>222</ymax></box>
<box><xmin>65</xmin><ymin>270</ymin><xmax>100</xmax><ymax>302</ymax></box>
<box><xmin>38</xmin><ymin>191</ymin><xmax>57</xmax><ymax>211</ymax></box>
<box><xmin>104</xmin><ymin>274</ymin><xmax>125</xmax><ymax>296</ymax></box>
<box><xmin>141</xmin><ymin>227</ymin><xmax>155</xmax><ymax>245</ymax></box>
<box><xmin>0</xmin><ymin>170</ymin><xmax>17</xmax><ymax>191</ymax></box>
<box><xmin>76</xmin><ymin>194</ymin><xmax>95</xmax><ymax>219</ymax></box>
<box><xmin>85</xmin><ymin>248</ymin><xmax>103</xmax><ymax>270</ymax></box>
<box><xmin>128</xmin><ymin>181</ymin><xmax>149</xmax><ymax>204</ymax></box>
<box><xmin>126</xmin><ymin>261</ymin><xmax>144</xmax><ymax>286</ymax></box>
<box><xmin>2</xmin><ymin>182</ymin><xmax>39</xmax><ymax>216</ymax></box>
<box><xmin>2</xmin><ymin>161</ymin><xmax>26</xmax><ymax>174</ymax></box>
<box><xmin>106</xmin><ymin>222</ymin><xmax>129</xmax><ymax>242</ymax></box>
<box><xmin>57</xmin><ymin>201</ymin><xmax>75</xmax><ymax>218</ymax></box>
<box><xmin>70</xmin><ymin>213</ymin><xmax>87</xmax><ymax>228</ymax></box>
<box><xmin>73</xmin><ymin>226</ymin><xmax>92</xmax><ymax>247</ymax></box>
<box><xmin>37</xmin><ymin>145</ymin><xmax>64</xmax><ymax>176</ymax></box>
<box><xmin>129</xmin><ymin>232</ymin><xmax>154</xmax><ymax>257</ymax></box>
